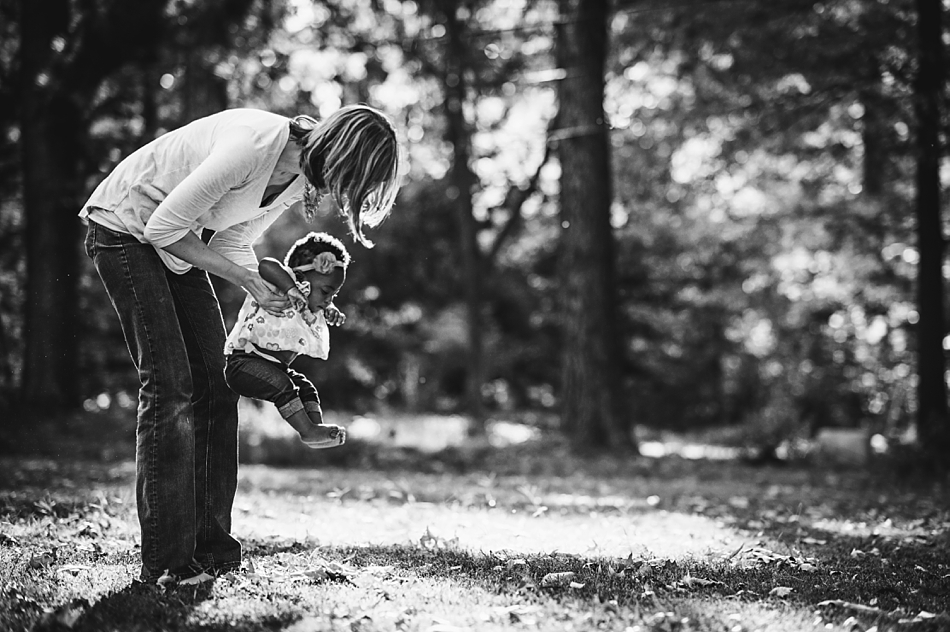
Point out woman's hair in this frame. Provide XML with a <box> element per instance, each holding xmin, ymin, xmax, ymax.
<box><xmin>285</xmin><ymin>232</ymin><xmax>351</xmax><ymax>275</ymax></box>
<box><xmin>292</xmin><ymin>105</ymin><xmax>401</xmax><ymax>248</ymax></box>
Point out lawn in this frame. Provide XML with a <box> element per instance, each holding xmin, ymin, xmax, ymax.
<box><xmin>1</xmin><ymin>411</ymin><xmax>949</xmax><ymax>631</ymax></box>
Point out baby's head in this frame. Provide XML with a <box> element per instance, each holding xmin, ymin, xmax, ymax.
<box><xmin>285</xmin><ymin>232</ymin><xmax>351</xmax><ymax>310</ymax></box>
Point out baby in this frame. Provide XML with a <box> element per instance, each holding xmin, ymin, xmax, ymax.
<box><xmin>224</xmin><ymin>232</ymin><xmax>350</xmax><ymax>448</ymax></box>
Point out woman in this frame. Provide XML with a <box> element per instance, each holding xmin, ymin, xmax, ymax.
<box><xmin>81</xmin><ymin>105</ymin><xmax>401</xmax><ymax>587</ymax></box>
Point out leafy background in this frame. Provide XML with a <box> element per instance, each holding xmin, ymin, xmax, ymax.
<box><xmin>0</xmin><ymin>0</ymin><xmax>939</xmax><ymax>453</ymax></box>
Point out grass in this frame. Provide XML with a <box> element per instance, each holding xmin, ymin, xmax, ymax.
<box><xmin>1</xmin><ymin>411</ymin><xmax>949</xmax><ymax>631</ymax></box>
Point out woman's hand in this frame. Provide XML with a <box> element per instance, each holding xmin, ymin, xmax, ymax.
<box><xmin>243</xmin><ymin>271</ymin><xmax>291</xmax><ymax>315</ymax></box>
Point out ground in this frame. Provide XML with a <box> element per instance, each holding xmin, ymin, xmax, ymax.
<box><xmin>1</xmin><ymin>411</ymin><xmax>949</xmax><ymax>631</ymax></box>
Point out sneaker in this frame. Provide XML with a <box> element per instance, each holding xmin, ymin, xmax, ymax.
<box><xmin>156</xmin><ymin>562</ymin><xmax>214</xmax><ymax>588</ymax></box>
<box><xmin>207</xmin><ymin>562</ymin><xmax>244</xmax><ymax>578</ymax></box>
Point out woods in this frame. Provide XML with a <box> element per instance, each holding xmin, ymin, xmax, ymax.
<box><xmin>1</xmin><ymin>0</ymin><xmax>949</xmax><ymax>462</ymax></box>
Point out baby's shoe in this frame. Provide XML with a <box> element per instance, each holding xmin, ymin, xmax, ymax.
<box><xmin>301</xmin><ymin>424</ymin><xmax>346</xmax><ymax>449</ymax></box>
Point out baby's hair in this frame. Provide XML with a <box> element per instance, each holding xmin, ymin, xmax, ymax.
<box><xmin>292</xmin><ymin>105</ymin><xmax>401</xmax><ymax>248</ymax></box>
<box><xmin>284</xmin><ymin>232</ymin><xmax>351</xmax><ymax>276</ymax></box>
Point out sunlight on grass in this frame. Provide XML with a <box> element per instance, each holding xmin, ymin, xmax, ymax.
<box><xmin>236</xmin><ymin>490</ymin><xmax>748</xmax><ymax>561</ymax></box>
<box><xmin>2</xmin><ymin>455</ymin><xmax>948</xmax><ymax>632</ymax></box>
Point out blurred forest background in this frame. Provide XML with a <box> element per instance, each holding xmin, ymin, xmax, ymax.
<box><xmin>2</xmin><ymin>0</ymin><xmax>950</xmax><ymax>464</ymax></box>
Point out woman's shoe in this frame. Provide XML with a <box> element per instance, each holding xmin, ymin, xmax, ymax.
<box><xmin>156</xmin><ymin>562</ymin><xmax>214</xmax><ymax>588</ymax></box>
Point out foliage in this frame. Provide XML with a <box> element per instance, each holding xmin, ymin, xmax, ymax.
<box><xmin>604</xmin><ymin>0</ymin><xmax>926</xmax><ymax>440</ymax></box>
<box><xmin>0</xmin><ymin>0</ymin><xmax>943</xmax><ymax>450</ymax></box>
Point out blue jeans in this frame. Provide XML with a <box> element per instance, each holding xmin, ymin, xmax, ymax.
<box><xmin>224</xmin><ymin>352</ymin><xmax>322</xmax><ymax>419</ymax></box>
<box><xmin>84</xmin><ymin>220</ymin><xmax>242</xmax><ymax>580</ymax></box>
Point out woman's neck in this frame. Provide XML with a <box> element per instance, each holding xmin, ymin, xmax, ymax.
<box><xmin>271</xmin><ymin>142</ymin><xmax>303</xmax><ymax>183</ymax></box>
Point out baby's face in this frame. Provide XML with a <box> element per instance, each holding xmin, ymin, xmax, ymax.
<box><xmin>304</xmin><ymin>267</ymin><xmax>346</xmax><ymax>311</ymax></box>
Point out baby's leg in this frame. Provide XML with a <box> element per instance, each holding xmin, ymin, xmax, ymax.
<box><xmin>224</xmin><ymin>353</ymin><xmax>326</xmax><ymax>444</ymax></box>
<box><xmin>287</xmin><ymin>367</ymin><xmax>345</xmax><ymax>448</ymax></box>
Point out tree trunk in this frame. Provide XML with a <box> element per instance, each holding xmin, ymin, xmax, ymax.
<box><xmin>555</xmin><ymin>0</ymin><xmax>632</xmax><ymax>450</ymax></box>
<box><xmin>19</xmin><ymin>0</ymin><xmax>82</xmax><ymax>412</ymax></box>
<box><xmin>913</xmin><ymin>0</ymin><xmax>950</xmax><ymax>456</ymax></box>
<box><xmin>444</xmin><ymin>3</ymin><xmax>487</xmax><ymax>431</ymax></box>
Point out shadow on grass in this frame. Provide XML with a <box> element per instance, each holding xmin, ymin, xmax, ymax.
<box><xmin>29</xmin><ymin>584</ymin><xmax>223</xmax><ymax>632</ymax></box>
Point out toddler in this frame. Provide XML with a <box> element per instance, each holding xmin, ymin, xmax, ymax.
<box><xmin>224</xmin><ymin>232</ymin><xmax>350</xmax><ymax>448</ymax></box>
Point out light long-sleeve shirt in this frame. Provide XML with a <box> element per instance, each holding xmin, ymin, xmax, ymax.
<box><xmin>80</xmin><ymin>108</ymin><xmax>305</xmax><ymax>273</ymax></box>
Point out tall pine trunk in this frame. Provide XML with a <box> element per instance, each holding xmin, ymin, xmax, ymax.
<box><xmin>19</xmin><ymin>0</ymin><xmax>82</xmax><ymax>412</ymax></box>
<box><xmin>444</xmin><ymin>3</ymin><xmax>486</xmax><ymax>430</ymax></box>
<box><xmin>913</xmin><ymin>0</ymin><xmax>950</xmax><ymax>457</ymax></box>
<box><xmin>555</xmin><ymin>0</ymin><xmax>632</xmax><ymax>450</ymax></box>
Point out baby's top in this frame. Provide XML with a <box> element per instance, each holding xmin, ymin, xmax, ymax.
<box><xmin>224</xmin><ymin>263</ymin><xmax>330</xmax><ymax>361</ymax></box>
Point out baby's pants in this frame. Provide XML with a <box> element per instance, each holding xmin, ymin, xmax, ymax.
<box><xmin>224</xmin><ymin>351</ymin><xmax>321</xmax><ymax>419</ymax></box>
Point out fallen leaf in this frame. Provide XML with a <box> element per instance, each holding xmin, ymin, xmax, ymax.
<box><xmin>725</xmin><ymin>543</ymin><xmax>745</xmax><ymax>561</ymax></box>
<box><xmin>679</xmin><ymin>574</ymin><xmax>722</xmax><ymax>589</ymax></box>
<box><xmin>506</xmin><ymin>558</ymin><xmax>527</xmax><ymax>571</ymax></box>
<box><xmin>494</xmin><ymin>604</ymin><xmax>540</xmax><ymax>624</ymax></box>
<box><xmin>366</xmin><ymin>565</ymin><xmax>396</xmax><ymax>579</ymax></box>
<box><xmin>29</xmin><ymin>551</ymin><xmax>56</xmax><ymax>569</ymax></box>
<box><xmin>39</xmin><ymin>599</ymin><xmax>89</xmax><ymax>630</ymax></box>
<box><xmin>426</xmin><ymin>619</ymin><xmax>470</xmax><ymax>632</ymax></box>
<box><xmin>540</xmin><ymin>571</ymin><xmax>575</xmax><ymax>587</ymax></box>
<box><xmin>0</xmin><ymin>533</ymin><xmax>20</xmax><ymax>546</ymax></box>
<box><xmin>728</xmin><ymin>496</ymin><xmax>749</xmax><ymax>509</ymax></box>
<box><xmin>816</xmin><ymin>599</ymin><xmax>883</xmax><ymax>615</ymax></box>
<box><xmin>56</xmin><ymin>565</ymin><xmax>92</xmax><ymax>576</ymax></box>
<box><xmin>419</xmin><ymin>528</ymin><xmax>459</xmax><ymax>551</ymax></box>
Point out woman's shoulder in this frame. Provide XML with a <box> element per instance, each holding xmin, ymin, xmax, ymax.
<box><xmin>203</xmin><ymin>109</ymin><xmax>290</xmax><ymax>169</ymax></box>
<box><xmin>209</xmin><ymin>108</ymin><xmax>289</xmax><ymax>135</ymax></box>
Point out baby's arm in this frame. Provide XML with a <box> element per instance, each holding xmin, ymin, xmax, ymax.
<box><xmin>258</xmin><ymin>258</ymin><xmax>307</xmax><ymax>310</ymax></box>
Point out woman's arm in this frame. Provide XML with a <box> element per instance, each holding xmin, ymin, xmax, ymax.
<box><xmin>162</xmin><ymin>233</ymin><xmax>290</xmax><ymax>315</ymax></box>
<box><xmin>142</xmin><ymin>127</ymin><xmax>258</xmax><ymax>250</ymax></box>
<box><xmin>207</xmin><ymin>204</ymin><xmax>286</xmax><ymax>271</ymax></box>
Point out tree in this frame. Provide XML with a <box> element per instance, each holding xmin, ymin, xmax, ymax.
<box><xmin>443</xmin><ymin>1</ymin><xmax>487</xmax><ymax>428</ymax></box>
<box><xmin>18</xmin><ymin>0</ymin><xmax>168</xmax><ymax>413</ymax></box>
<box><xmin>14</xmin><ymin>0</ymin><xmax>273</xmax><ymax>414</ymax></box>
<box><xmin>912</xmin><ymin>0</ymin><xmax>949</xmax><ymax>457</ymax></box>
<box><xmin>555</xmin><ymin>0</ymin><xmax>632</xmax><ymax>450</ymax></box>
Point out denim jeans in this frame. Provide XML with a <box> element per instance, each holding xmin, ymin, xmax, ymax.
<box><xmin>84</xmin><ymin>220</ymin><xmax>242</xmax><ymax>580</ymax></box>
<box><xmin>224</xmin><ymin>352</ymin><xmax>322</xmax><ymax>419</ymax></box>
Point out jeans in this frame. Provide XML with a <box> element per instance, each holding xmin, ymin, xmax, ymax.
<box><xmin>224</xmin><ymin>352</ymin><xmax>322</xmax><ymax>419</ymax></box>
<box><xmin>84</xmin><ymin>220</ymin><xmax>242</xmax><ymax>580</ymax></box>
